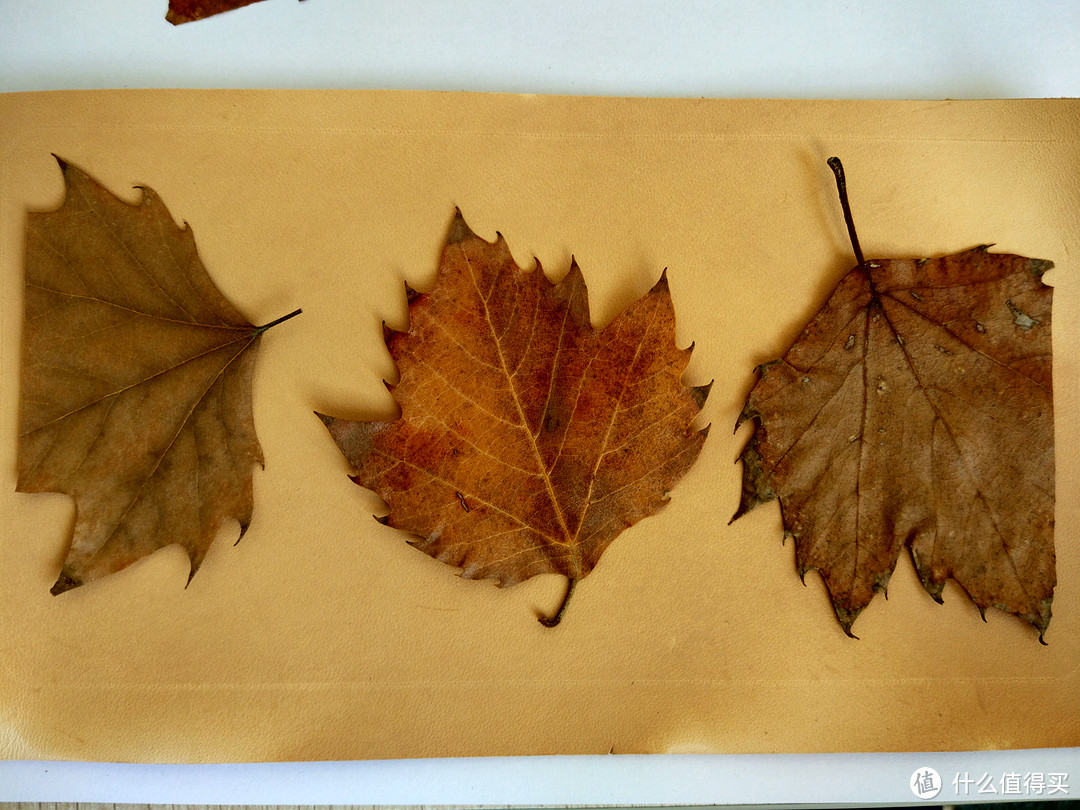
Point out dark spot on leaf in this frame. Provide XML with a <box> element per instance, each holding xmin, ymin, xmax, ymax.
<box><xmin>542</xmin><ymin>409</ymin><xmax>561</xmax><ymax>433</ymax></box>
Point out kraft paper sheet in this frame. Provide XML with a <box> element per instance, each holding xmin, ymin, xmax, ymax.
<box><xmin>0</xmin><ymin>91</ymin><xmax>1077</xmax><ymax>762</ymax></box>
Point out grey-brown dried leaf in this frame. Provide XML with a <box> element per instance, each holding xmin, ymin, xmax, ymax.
<box><xmin>734</xmin><ymin>246</ymin><xmax>1054</xmax><ymax>640</ymax></box>
<box><xmin>18</xmin><ymin>158</ymin><xmax>297</xmax><ymax>594</ymax></box>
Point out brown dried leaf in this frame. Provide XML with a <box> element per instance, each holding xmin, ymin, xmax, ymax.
<box><xmin>320</xmin><ymin>210</ymin><xmax>708</xmax><ymax>625</ymax></box>
<box><xmin>734</xmin><ymin>191</ymin><xmax>1055</xmax><ymax>640</ymax></box>
<box><xmin>166</xmin><ymin>0</ymin><xmax>303</xmax><ymax>25</ymax></box>
<box><xmin>17</xmin><ymin>157</ymin><xmax>298</xmax><ymax>594</ymax></box>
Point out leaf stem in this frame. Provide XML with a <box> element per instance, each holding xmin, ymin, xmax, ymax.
<box><xmin>538</xmin><ymin>576</ymin><xmax>578</xmax><ymax>627</ymax></box>
<box><xmin>253</xmin><ymin>308</ymin><xmax>302</xmax><ymax>335</ymax></box>
<box><xmin>827</xmin><ymin>157</ymin><xmax>865</xmax><ymax>267</ymax></box>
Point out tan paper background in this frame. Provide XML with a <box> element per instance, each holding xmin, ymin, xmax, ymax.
<box><xmin>0</xmin><ymin>91</ymin><xmax>1077</xmax><ymax>763</ymax></box>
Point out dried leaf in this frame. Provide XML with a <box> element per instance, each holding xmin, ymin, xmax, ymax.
<box><xmin>17</xmin><ymin>157</ymin><xmax>299</xmax><ymax>594</ymax></box>
<box><xmin>733</xmin><ymin>158</ymin><xmax>1054</xmax><ymax>640</ymax></box>
<box><xmin>166</xmin><ymin>0</ymin><xmax>304</xmax><ymax>25</ymax></box>
<box><xmin>320</xmin><ymin>210</ymin><xmax>708</xmax><ymax>625</ymax></box>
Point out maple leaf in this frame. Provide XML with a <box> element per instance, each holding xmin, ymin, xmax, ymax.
<box><xmin>17</xmin><ymin>157</ymin><xmax>300</xmax><ymax>594</ymax></box>
<box><xmin>319</xmin><ymin>210</ymin><xmax>708</xmax><ymax>625</ymax></box>
<box><xmin>166</xmin><ymin>0</ymin><xmax>304</xmax><ymax>25</ymax></box>
<box><xmin>732</xmin><ymin>157</ymin><xmax>1054</xmax><ymax>641</ymax></box>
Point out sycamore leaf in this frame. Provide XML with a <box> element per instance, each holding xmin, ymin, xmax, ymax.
<box><xmin>319</xmin><ymin>210</ymin><xmax>708</xmax><ymax>625</ymax></box>
<box><xmin>733</xmin><ymin>158</ymin><xmax>1054</xmax><ymax>641</ymax></box>
<box><xmin>17</xmin><ymin>157</ymin><xmax>299</xmax><ymax>594</ymax></box>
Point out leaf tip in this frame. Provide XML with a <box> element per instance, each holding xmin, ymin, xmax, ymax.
<box><xmin>561</xmin><ymin>257</ymin><xmax>586</xmax><ymax>288</ymax></box>
<box><xmin>51</xmin><ymin>154</ymin><xmax>87</xmax><ymax>196</ymax></box>
<box><xmin>728</xmin><ymin>499</ymin><xmax>752</xmax><ymax>525</ymax></box>
<box><xmin>915</xmin><ymin>563</ymin><xmax>946</xmax><ymax>604</ymax></box>
<box><xmin>1035</xmin><ymin>598</ymin><xmax>1053</xmax><ymax>642</ymax></box>
<box><xmin>834</xmin><ymin>604</ymin><xmax>862</xmax><ymax>639</ymax></box>
<box><xmin>690</xmin><ymin>380</ymin><xmax>712</xmax><ymax>408</ymax></box>
<box><xmin>50</xmin><ymin>569</ymin><xmax>82</xmax><ymax>596</ymax></box>
<box><xmin>446</xmin><ymin>208</ymin><xmax>476</xmax><ymax>245</ymax></box>
<box><xmin>322</xmin><ymin>415</ymin><xmax>380</xmax><ymax>471</ymax></box>
<box><xmin>872</xmin><ymin>570</ymin><xmax>891</xmax><ymax>598</ymax></box>
<box><xmin>1031</xmin><ymin>258</ymin><xmax>1055</xmax><ymax>279</ymax></box>
<box><xmin>730</xmin><ymin>440</ymin><xmax>776</xmax><ymax>522</ymax></box>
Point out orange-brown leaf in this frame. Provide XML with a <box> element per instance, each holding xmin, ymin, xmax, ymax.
<box><xmin>320</xmin><ymin>210</ymin><xmax>708</xmax><ymax>623</ymax></box>
<box><xmin>18</xmin><ymin>158</ymin><xmax>296</xmax><ymax>594</ymax></box>
<box><xmin>734</xmin><ymin>246</ymin><xmax>1054</xmax><ymax>640</ymax></box>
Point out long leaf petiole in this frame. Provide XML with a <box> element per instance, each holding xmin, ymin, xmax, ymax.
<box><xmin>827</xmin><ymin>157</ymin><xmax>865</xmax><ymax>267</ymax></box>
